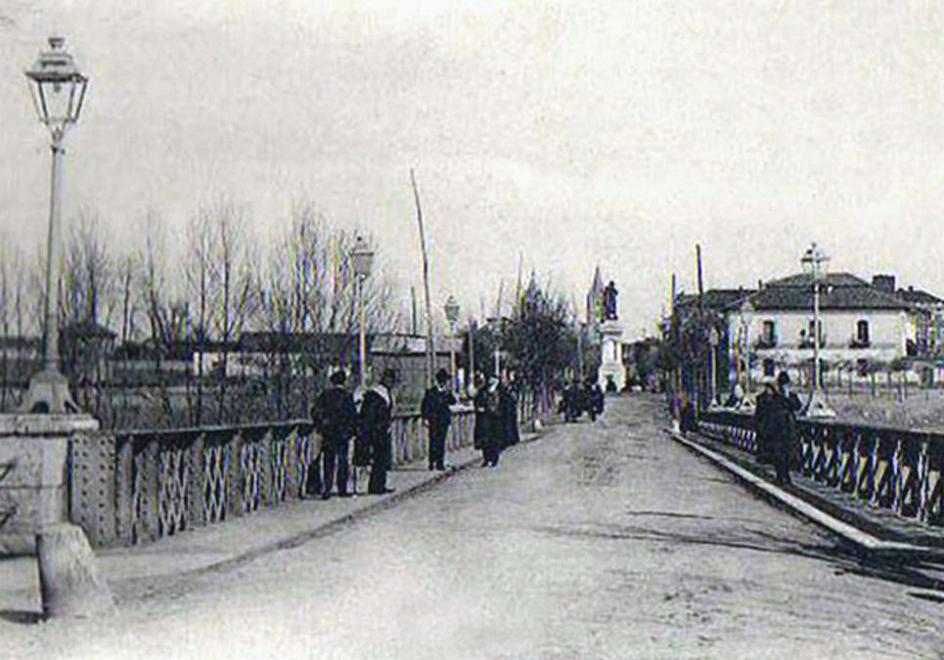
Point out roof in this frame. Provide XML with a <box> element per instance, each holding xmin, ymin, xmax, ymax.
<box><xmin>675</xmin><ymin>289</ymin><xmax>754</xmax><ymax>311</ymax></box>
<box><xmin>765</xmin><ymin>272</ymin><xmax>870</xmax><ymax>289</ymax></box>
<box><xmin>747</xmin><ymin>272</ymin><xmax>911</xmax><ymax>311</ymax></box>
<box><xmin>371</xmin><ymin>333</ymin><xmax>462</xmax><ymax>355</ymax></box>
<box><xmin>897</xmin><ymin>287</ymin><xmax>944</xmax><ymax>306</ymax></box>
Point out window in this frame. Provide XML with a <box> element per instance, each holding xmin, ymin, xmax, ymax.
<box><xmin>763</xmin><ymin>358</ymin><xmax>776</xmax><ymax>377</ymax></box>
<box><xmin>807</xmin><ymin>319</ymin><xmax>824</xmax><ymax>346</ymax></box>
<box><xmin>761</xmin><ymin>320</ymin><xmax>777</xmax><ymax>346</ymax></box>
<box><xmin>856</xmin><ymin>320</ymin><xmax>870</xmax><ymax>344</ymax></box>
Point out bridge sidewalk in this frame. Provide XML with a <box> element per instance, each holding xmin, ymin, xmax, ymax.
<box><xmin>670</xmin><ymin>428</ymin><xmax>944</xmax><ymax>566</ymax></box>
<box><xmin>1</xmin><ymin>433</ymin><xmax>539</xmax><ymax>621</ymax></box>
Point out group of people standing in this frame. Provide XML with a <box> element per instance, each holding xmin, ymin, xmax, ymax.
<box><xmin>559</xmin><ymin>378</ymin><xmax>605</xmax><ymax>423</ymax></box>
<box><xmin>309</xmin><ymin>366</ymin><xmax>521</xmax><ymax>500</ymax></box>
<box><xmin>310</xmin><ymin>368</ymin><xmax>399</xmax><ymax>499</ymax></box>
<box><xmin>754</xmin><ymin>371</ymin><xmax>803</xmax><ymax>485</ymax></box>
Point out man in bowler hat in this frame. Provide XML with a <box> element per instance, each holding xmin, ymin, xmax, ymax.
<box><xmin>421</xmin><ymin>368</ymin><xmax>458</xmax><ymax>471</ymax></box>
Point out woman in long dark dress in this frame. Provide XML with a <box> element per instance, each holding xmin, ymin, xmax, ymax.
<box><xmin>499</xmin><ymin>379</ymin><xmax>520</xmax><ymax>447</ymax></box>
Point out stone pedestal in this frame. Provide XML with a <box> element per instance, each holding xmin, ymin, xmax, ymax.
<box><xmin>0</xmin><ymin>413</ymin><xmax>114</xmax><ymax>618</ymax></box>
<box><xmin>597</xmin><ymin>320</ymin><xmax>626</xmax><ymax>392</ymax></box>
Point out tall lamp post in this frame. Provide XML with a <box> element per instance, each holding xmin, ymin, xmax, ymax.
<box><xmin>352</xmin><ymin>235</ymin><xmax>374</xmax><ymax>390</ymax></box>
<box><xmin>801</xmin><ymin>242</ymin><xmax>836</xmax><ymax>417</ymax></box>
<box><xmin>444</xmin><ymin>296</ymin><xmax>460</xmax><ymax>392</ymax></box>
<box><xmin>21</xmin><ymin>36</ymin><xmax>88</xmax><ymax>414</ymax></box>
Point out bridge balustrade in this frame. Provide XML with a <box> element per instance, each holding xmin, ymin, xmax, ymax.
<box><xmin>69</xmin><ymin>393</ymin><xmax>541</xmax><ymax>549</ymax></box>
<box><xmin>698</xmin><ymin>410</ymin><xmax>944</xmax><ymax>527</ymax></box>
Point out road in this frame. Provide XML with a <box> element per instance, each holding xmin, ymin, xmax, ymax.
<box><xmin>8</xmin><ymin>396</ymin><xmax>944</xmax><ymax>659</ymax></box>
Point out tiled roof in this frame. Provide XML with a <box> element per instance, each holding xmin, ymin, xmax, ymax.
<box><xmin>765</xmin><ymin>272</ymin><xmax>870</xmax><ymax>289</ymax></box>
<box><xmin>897</xmin><ymin>288</ymin><xmax>944</xmax><ymax>305</ymax></box>
<box><xmin>675</xmin><ymin>289</ymin><xmax>754</xmax><ymax>311</ymax></box>
<box><xmin>749</xmin><ymin>272</ymin><xmax>910</xmax><ymax>311</ymax></box>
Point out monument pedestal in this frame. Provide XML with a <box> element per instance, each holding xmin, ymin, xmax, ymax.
<box><xmin>597</xmin><ymin>320</ymin><xmax>626</xmax><ymax>393</ymax></box>
<box><xmin>0</xmin><ymin>414</ymin><xmax>114</xmax><ymax>618</ymax></box>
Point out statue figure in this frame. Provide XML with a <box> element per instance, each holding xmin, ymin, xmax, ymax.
<box><xmin>602</xmin><ymin>281</ymin><xmax>618</xmax><ymax>320</ymax></box>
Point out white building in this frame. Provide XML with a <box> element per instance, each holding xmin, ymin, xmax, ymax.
<box><xmin>729</xmin><ymin>273</ymin><xmax>918</xmax><ymax>383</ymax></box>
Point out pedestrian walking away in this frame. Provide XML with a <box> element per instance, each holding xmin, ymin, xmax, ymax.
<box><xmin>360</xmin><ymin>368</ymin><xmax>398</xmax><ymax>495</ymax></box>
<box><xmin>311</xmin><ymin>369</ymin><xmax>358</xmax><ymax>500</ymax></box>
<box><xmin>422</xmin><ymin>368</ymin><xmax>458</xmax><ymax>471</ymax></box>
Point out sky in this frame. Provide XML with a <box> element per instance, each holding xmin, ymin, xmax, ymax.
<box><xmin>2</xmin><ymin>1</ymin><xmax>944</xmax><ymax>338</ymax></box>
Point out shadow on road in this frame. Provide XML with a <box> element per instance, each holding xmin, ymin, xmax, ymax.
<box><xmin>534</xmin><ymin>519</ymin><xmax>944</xmax><ymax>594</ymax></box>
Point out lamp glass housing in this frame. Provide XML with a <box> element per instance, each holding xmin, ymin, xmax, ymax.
<box><xmin>352</xmin><ymin>235</ymin><xmax>374</xmax><ymax>279</ymax></box>
<box><xmin>25</xmin><ymin>36</ymin><xmax>88</xmax><ymax>135</ymax></box>
<box><xmin>444</xmin><ymin>296</ymin><xmax>460</xmax><ymax>324</ymax></box>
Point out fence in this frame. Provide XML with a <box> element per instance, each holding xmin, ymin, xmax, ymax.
<box><xmin>70</xmin><ymin>391</ymin><xmax>541</xmax><ymax>548</ymax></box>
<box><xmin>698</xmin><ymin>409</ymin><xmax>944</xmax><ymax>527</ymax></box>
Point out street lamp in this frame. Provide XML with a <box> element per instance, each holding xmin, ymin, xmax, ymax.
<box><xmin>21</xmin><ymin>36</ymin><xmax>89</xmax><ymax>414</ymax></box>
<box><xmin>801</xmin><ymin>242</ymin><xmax>836</xmax><ymax>417</ymax></box>
<box><xmin>443</xmin><ymin>296</ymin><xmax>460</xmax><ymax>392</ymax></box>
<box><xmin>352</xmin><ymin>235</ymin><xmax>374</xmax><ymax>390</ymax></box>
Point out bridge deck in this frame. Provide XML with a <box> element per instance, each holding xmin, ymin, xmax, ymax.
<box><xmin>3</xmin><ymin>396</ymin><xmax>943</xmax><ymax>658</ymax></box>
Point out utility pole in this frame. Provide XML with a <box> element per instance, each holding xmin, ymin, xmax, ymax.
<box><xmin>411</xmin><ymin>169</ymin><xmax>434</xmax><ymax>387</ymax></box>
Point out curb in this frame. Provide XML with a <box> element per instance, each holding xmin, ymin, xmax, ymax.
<box><xmin>665</xmin><ymin>428</ymin><xmax>944</xmax><ymax>563</ymax></box>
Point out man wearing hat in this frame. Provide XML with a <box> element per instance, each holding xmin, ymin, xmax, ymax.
<box><xmin>421</xmin><ymin>368</ymin><xmax>458</xmax><ymax>471</ymax></box>
<box><xmin>311</xmin><ymin>369</ymin><xmax>359</xmax><ymax>499</ymax></box>
<box><xmin>360</xmin><ymin>368</ymin><xmax>398</xmax><ymax>494</ymax></box>
<box><xmin>759</xmin><ymin>371</ymin><xmax>802</xmax><ymax>485</ymax></box>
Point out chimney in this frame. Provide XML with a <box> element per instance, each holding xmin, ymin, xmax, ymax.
<box><xmin>872</xmin><ymin>274</ymin><xmax>896</xmax><ymax>294</ymax></box>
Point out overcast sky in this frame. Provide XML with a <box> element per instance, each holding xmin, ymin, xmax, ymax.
<box><xmin>2</xmin><ymin>1</ymin><xmax>944</xmax><ymax>337</ymax></box>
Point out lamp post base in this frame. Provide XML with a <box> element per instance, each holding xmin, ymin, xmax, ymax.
<box><xmin>802</xmin><ymin>390</ymin><xmax>836</xmax><ymax>418</ymax></box>
<box><xmin>19</xmin><ymin>369</ymin><xmax>80</xmax><ymax>414</ymax></box>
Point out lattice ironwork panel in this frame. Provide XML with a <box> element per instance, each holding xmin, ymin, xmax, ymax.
<box><xmin>203</xmin><ymin>444</ymin><xmax>227</xmax><ymax>523</ymax></box>
<box><xmin>158</xmin><ymin>445</ymin><xmax>189</xmax><ymax>537</ymax></box>
<box><xmin>240</xmin><ymin>442</ymin><xmax>262</xmax><ymax>514</ymax></box>
<box><xmin>270</xmin><ymin>437</ymin><xmax>289</xmax><ymax>504</ymax></box>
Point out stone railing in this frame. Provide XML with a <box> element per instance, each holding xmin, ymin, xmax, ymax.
<box><xmin>70</xmin><ymin>392</ymin><xmax>544</xmax><ymax>548</ymax></box>
<box><xmin>698</xmin><ymin>409</ymin><xmax>944</xmax><ymax>527</ymax></box>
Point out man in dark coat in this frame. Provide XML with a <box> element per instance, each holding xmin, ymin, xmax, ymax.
<box><xmin>360</xmin><ymin>369</ymin><xmax>398</xmax><ymax>495</ymax></box>
<box><xmin>421</xmin><ymin>368</ymin><xmax>458</xmax><ymax>471</ymax></box>
<box><xmin>586</xmin><ymin>379</ymin><xmax>605</xmax><ymax>422</ymax></box>
<box><xmin>498</xmin><ymin>376</ymin><xmax>520</xmax><ymax>447</ymax></box>
<box><xmin>766</xmin><ymin>372</ymin><xmax>802</xmax><ymax>485</ymax></box>
<box><xmin>311</xmin><ymin>369</ymin><xmax>358</xmax><ymax>500</ymax></box>
<box><xmin>474</xmin><ymin>376</ymin><xmax>502</xmax><ymax>467</ymax></box>
<box><xmin>753</xmin><ymin>379</ymin><xmax>777</xmax><ymax>465</ymax></box>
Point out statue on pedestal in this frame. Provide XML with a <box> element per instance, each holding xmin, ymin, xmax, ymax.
<box><xmin>602</xmin><ymin>281</ymin><xmax>619</xmax><ymax>321</ymax></box>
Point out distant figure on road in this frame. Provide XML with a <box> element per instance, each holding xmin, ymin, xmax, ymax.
<box><xmin>586</xmin><ymin>379</ymin><xmax>605</xmax><ymax>422</ymax></box>
<box><xmin>754</xmin><ymin>378</ymin><xmax>778</xmax><ymax>465</ymax></box>
<box><xmin>758</xmin><ymin>372</ymin><xmax>802</xmax><ymax>485</ymax></box>
<box><xmin>422</xmin><ymin>368</ymin><xmax>458</xmax><ymax>471</ymax></box>
<box><xmin>311</xmin><ymin>369</ymin><xmax>358</xmax><ymax>500</ymax></box>
<box><xmin>474</xmin><ymin>375</ymin><xmax>503</xmax><ymax>467</ymax></box>
<box><xmin>360</xmin><ymin>369</ymin><xmax>398</xmax><ymax>494</ymax></box>
<box><xmin>561</xmin><ymin>379</ymin><xmax>582</xmax><ymax>422</ymax></box>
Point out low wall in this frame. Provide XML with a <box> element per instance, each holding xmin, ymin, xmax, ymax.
<box><xmin>70</xmin><ymin>391</ymin><xmax>540</xmax><ymax>548</ymax></box>
<box><xmin>698</xmin><ymin>409</ymin><xmax>944</xmax><ymax>527</ymax></box>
